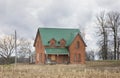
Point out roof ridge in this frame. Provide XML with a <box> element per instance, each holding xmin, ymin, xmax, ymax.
<box><xmin>45</xmin><ymin>47</ymin><xmax>67</xmax><ymax>49</ymax></box>
<box><xmin>38</xmin><ymin>27</ymin><xmax>79</xmax><ymax>30</ymax></box>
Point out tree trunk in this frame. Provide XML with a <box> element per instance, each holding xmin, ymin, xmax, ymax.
<box><xmin>114</xmin><ymin>35</ymin><xmax>116</xmax><ymax>60</ymax></box>
<box><xmin>103</xmin><ymin>30</ymin><xmax>108</xmax><ymax>60</ymax></box>
<box><xmin>117</xmin><ymin>41</ymin><xmax>120</xmax><ymax>60</ymax></box>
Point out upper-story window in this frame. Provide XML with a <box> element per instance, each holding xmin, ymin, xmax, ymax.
<box><xmin>76</xmin><ymin>41</ymin><xmax>80</xmax><ymax>49</ymax></box>
<box><xmin>59</xmin><ymin>39</ymin><xmax>66</xmax><ymax>47</ymax></box>
<box><xmin>48</xmin><ymin>38</ymin><xmax>56</xmax><ymax>47</ymax></box>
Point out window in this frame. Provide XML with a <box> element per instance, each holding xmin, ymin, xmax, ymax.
<box><xmin>74</xmin><ymin>54</ymin><xmax>77</xmax><ymax>62</ymax></box>
<box><xmin>78</xmin><ymin>54</ymin><xmax>81</xmax><ymax>62</ymax></box>
<box><xmin>48</xmin><ymin>38</ymin><xmax>56</xmax><ymax>47</ymax></box>
<box><xmin>63</xmin><ymin>56</ymin><xmax>67</xmax><ymax>63</ymax></box>
<box><xmin>59</xmin><ymin>39</ymin><xmax>66</xmax><ymax>47</ymax></box>
<box><xmin>37</xmin><ymin>41</ymin><xmax>39</xmax><ymax>47</ymax></box>
<box><xmin>50</xmin><ymin>42</ymin><xmax>55</xmax><ymax>46</ymax></box>
<box><xmin>39</xmin><ymin>53</ymin><xmax>42</xmax><ymax>62</ymax></box>
<box><xmin>51</xmin><ymin>55</ymin><xmax>56</xmax><ymax>61</ymax></box>
<box><xmin>36</xmin><ymin>53</ymin><xmax>39</xmax><ymax>61</ymax></box>
<box><xmin>76</xmin><ymin>41</ymin><xmax>80</xmax><ymax>49</ymax></box>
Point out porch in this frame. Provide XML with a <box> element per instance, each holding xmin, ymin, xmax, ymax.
<box><xmin>45</xmin><ymin>48</ymin><xmax>69</xmax><ymax>64</ymax></box>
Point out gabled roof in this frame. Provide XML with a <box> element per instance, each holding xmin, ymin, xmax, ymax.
<box><xmin>38</xmin><ymin>28</ymin><xmax>80</xmax><ymax>46</ymax></box>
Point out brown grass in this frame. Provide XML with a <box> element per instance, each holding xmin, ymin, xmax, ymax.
<box><xmin>0</xmin><ymin>61</ymin><xmax>120</xmax><ymax>78</ymax></box>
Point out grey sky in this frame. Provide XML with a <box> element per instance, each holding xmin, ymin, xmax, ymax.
<box><xmin>0</xmin><ymin>0</ymin><xmax>120</xmax><ymax>50</ymax></box>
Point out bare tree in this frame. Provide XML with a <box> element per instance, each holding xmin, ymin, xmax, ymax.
<box><xmin>107</xmin><ymin>11</ymin><xmax>120</xmax><ymax>60</ymax></box>
<box><xmin>86</xmin><ymin>50</ymin><xmax>95</xmax><ymax>61</ymax></box>
<box><xmin>117</xmin><ymin>38</ymin><xmax>120</xmax><ymax>59</ymax></box>
<box><xmin>0</xmin><ymin>35</ymin><xmax>15</xmax><ymax>64</ymax></box>
<box><xmin>96</xmin><ymin>11</ymin><xmax>108</xmax><ymax>60</ymax></box>
<box><xmin>17</xmin><ymin>38</ymin><xmax>32</xmax><ymax>63</ymax></box>
<box><xmin>0</xmin><ymin>34</ymin><xmax>33</xmax><ymax>64</ymax></box>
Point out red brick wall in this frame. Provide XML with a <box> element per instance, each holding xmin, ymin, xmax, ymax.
<box><xmin>34</xmin><ymin>33</ymin><xmax>45</xmax><ymax>64</ymax></box>
<box><xmin>69</xmin><ymin>34</ymin><xmax>86</xmax><ymax>64</ymax></box>
<box><xmin>56</xmin><ymin>55</ymin><xmax>69</xmax><ymax>63</ymax></box>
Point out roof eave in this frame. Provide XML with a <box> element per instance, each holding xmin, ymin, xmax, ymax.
<box><xmin>33</xmin><ymin>29</ymin><xmax>39</xmax><ymax>47</ymax></box>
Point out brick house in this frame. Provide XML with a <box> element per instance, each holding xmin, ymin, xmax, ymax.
<box><xmin>34</xmin><ymin>28</ymin><xmax>86</xmax><ymax>64</ymax></box>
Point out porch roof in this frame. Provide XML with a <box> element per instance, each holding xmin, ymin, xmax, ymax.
<box><xmin>45</xmin><ymin>48</ymin><xmax>69</xmax><ymax>55</ymax></box>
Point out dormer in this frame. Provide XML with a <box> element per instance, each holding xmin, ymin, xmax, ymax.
<box><xmin>48</xmin><ymin>38</ymin><xmax>56</xmax><ymax>47</ymax></box>
<box><xmin>59</xmin><ymin>39</ymin><xmax>66</xmax><ymax>47</ymax></box>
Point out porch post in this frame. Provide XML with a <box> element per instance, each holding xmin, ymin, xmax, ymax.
<box><xmin>68</xmin><ymin>54</ymin><xmax>70</xmax><ymax>64</ymax></box>
<box><xmin>57</xmin><ymin>54</ymin><xmax>59</xmax><ymax>64</ymax></box>
<box><xmin>46</xmin><ymin>54</ymin><xmax>48</xmax><ymax>63</ymax></box>
<box><xmin>46</xmin><ymin>54</ymin><xmax>48</xmax><ymax>59</ymax></box>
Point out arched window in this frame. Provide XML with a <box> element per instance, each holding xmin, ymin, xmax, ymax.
<box><xmin>76</xmin><ymin>41</ymin><xmax>80</xmax><ymax>49</ymax></box>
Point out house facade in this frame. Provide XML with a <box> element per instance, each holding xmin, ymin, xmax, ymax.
<box><xmin>34</xmin><ymin>28</ymin><xmax>86</xmax><ymax>64</ymax></box>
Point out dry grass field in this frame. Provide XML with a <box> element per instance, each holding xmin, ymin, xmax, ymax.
<box><xmin>0</xmin><ymin>61</ymin><xmax>120</xmax><ymax>78</ymax></box>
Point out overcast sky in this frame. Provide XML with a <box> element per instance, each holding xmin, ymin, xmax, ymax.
<box><xmin>0</xmin><ymin>0</ymin><xmax>120</xmax><ymax>51</ymax></box>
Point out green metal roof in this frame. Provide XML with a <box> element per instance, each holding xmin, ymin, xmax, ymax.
<box><xmin>38</xmin><ymin>28</ymin><xmax>80</xmax><ymax>46</ymax></box>
<box><xmin>45</xmin><ymin>48</ymin><xmax>69</xmax><ymax>55</ymax></box>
